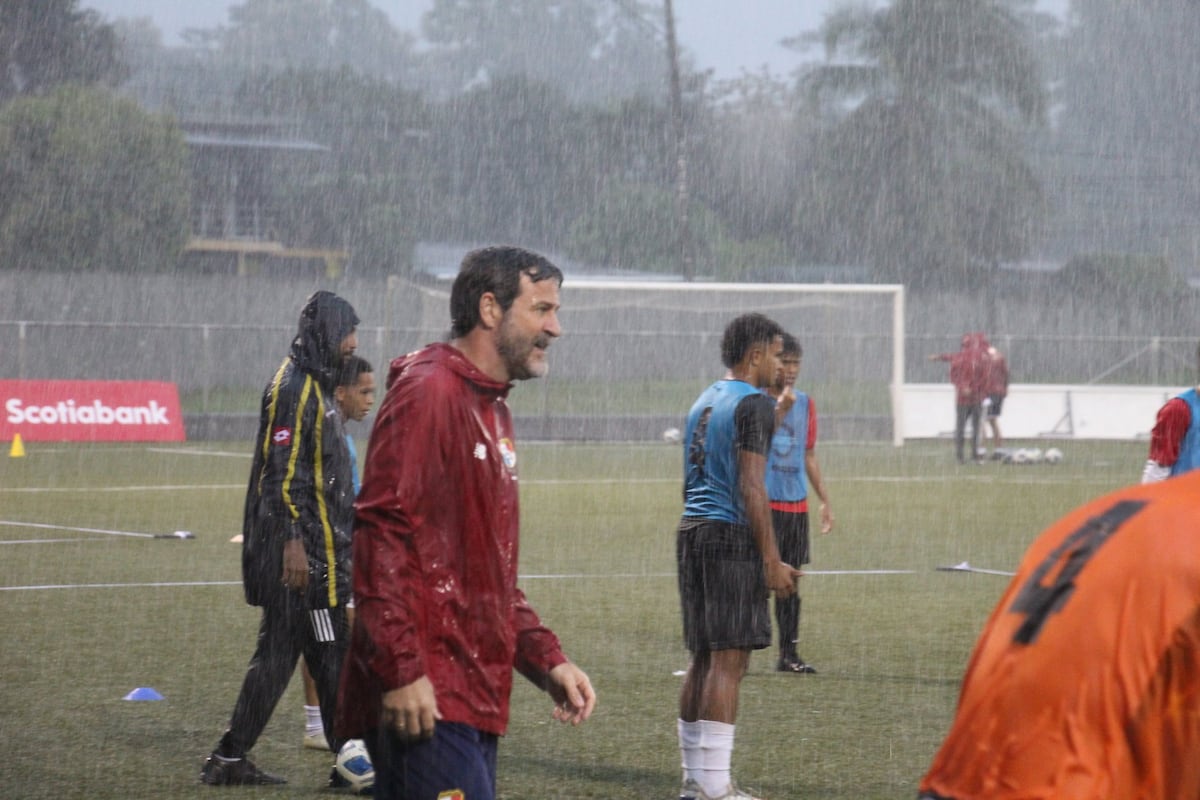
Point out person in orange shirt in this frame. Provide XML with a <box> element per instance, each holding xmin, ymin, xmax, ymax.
<box><xmin>918</xmin><ymin>470</ymin><xmax>1200</xmax><ymax>800</ymax></box>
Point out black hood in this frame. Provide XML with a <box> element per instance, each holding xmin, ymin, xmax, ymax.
<box><xmin>289</xmin><ymin>290</ymin><xmax>359</xmax><ymax>388</ymax></box>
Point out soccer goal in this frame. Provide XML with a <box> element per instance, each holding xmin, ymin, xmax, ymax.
<box><xmin>508</xmin><ymin>280</ymin><xmax>906</xmax><ymax>445</ymax></box>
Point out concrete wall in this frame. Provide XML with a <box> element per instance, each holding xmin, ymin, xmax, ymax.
<box><xmin>902</xmin><ymin>383</ymin><xmax>1180</xmax><ymax>441</ymax></box>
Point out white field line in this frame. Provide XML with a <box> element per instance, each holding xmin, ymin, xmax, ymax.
<box><xmin>520</xmin><ymin>569</ymin><xmax>916</xmax><ymax>579</ymax></box>
<box><xmin>0</xmin><ymin>519</ymin><xmax>156</xmax><ymax>539</ymax></box>
<box><xmin>3</xmin><ymin>538</ymin><xmax>109</xmax><ymax>545</ymax></box>
<box><xmin>936</xmin><ymin>564</ymin><xmax>1016</xmax><ymax>576</ymax></box>
<box><xmin>0</xmin><ymin>475</ymin><xmax>1112</xmax><ymax>493</ymax></box>
<box><xmin>1</xmin><ymin>569</ymin><xmax>919</xmax><ymax>592</ymax></box>
<box><xmin>521</xmin><ymin>475</ymin><xmax>1116</xmax><ymax>486</ymax></box>
<box><xmin>146</xmin><ymin>447</ymin><xmax>251</xmax><ymax>458</ymax></box>
<box><xmin>0</xmin><ymin>484</ymin><xmax>243</xmax><ymax>494</ymax></box>
<box><xmin>838</xmin><ymin>475</ymin><xmax>1119</xmax><ymax>485</ymax></box>
<box><xmin>0</xmin><ymin>580</ymin><xmax>242</xmax><ymax>592</ymax></box>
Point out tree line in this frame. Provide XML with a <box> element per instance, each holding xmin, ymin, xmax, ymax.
<box><xmin>0</xmin><ymin>0</ymin><xmax>1195</xmax><ymax>296</ymax></box>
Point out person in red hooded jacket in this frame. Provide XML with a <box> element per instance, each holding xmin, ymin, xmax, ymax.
<box><xmin>201</xmin><ymin>290</ymin><xmax>360</xmax><ymax>788</ymax></box>
<box><xmin>336</xmin><ymin>246</ymin><xmax>595</xmax><ymax>800</ymax></box>
<box><xmin>928</xmin><ymin>333</ymin><xmax>991</xmax><ymax>463</ymax></box>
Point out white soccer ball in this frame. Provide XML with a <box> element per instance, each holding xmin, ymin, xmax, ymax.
<box><xmin>1044</xmin><ymin>447</ymin><xmax>1063</xmax><ymax>464</ymax></box>
<box><xmin>1011</xmin><ymin>448</ymin><xmax>1030</xmax><ymax>465</ymax></box>
<box><xmin>661</xmin><ymin>427</ymin><xmax>682</xmax><ymax>444</ymax></box>
<box><xmin>335</xmin><ymin>739</ymin><xmax>374</xmax><ymax>795</ymax></box>
<box><xmin>1025</xmin><ymin>447</ymin><xmax>1044</xmax><ymax>464</ymax></box>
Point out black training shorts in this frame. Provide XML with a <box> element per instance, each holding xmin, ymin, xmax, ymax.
<box><xmin>771</xmin><ymin>508</ymin><xmax>810</xmax><ymax>567</ymax></box>
<box><xmin>676</xmin><ymin>518</ymin><xmax>771</xmax><ymax>653</ymax></box>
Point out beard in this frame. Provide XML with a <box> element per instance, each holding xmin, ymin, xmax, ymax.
<box><xmin>497</xmin><ymin>317</ymin><xmax>551</xmax><ymax>381</ymax></box>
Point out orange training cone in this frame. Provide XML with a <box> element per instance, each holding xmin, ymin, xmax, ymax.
<box><xmin>9</xmin><ymin>434</ymin><xmax>25</xmax><ymax>458</ymax></box>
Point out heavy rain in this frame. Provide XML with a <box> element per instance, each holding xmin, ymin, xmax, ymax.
<box><xmin>1</xmin><ymin>1</ymin><xmax>1197</xmax><ymax>798</ymax></box>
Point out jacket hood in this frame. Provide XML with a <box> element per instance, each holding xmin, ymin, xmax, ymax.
<box><xmin>388</xmin><ymin>342</ymin><xmax>511</xmax><ymax>398</ymax></box>
<box><xmin>961</xmin><ymin>332</ymin><xmax>989</xmax><ymax>351</ymax></box>
<box><xmin>290</xmin><ymin>291</ymin><xmax>359</xmax><ymax>387</ymax></box>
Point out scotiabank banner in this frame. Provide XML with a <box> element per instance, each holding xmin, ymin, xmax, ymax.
<box><xmin>1</xmin><ymin>380</ymin><xmax>185</xmax><ymax>442</ymax></box>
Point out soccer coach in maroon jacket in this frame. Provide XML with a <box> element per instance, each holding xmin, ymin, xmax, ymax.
<box><xmin>336</xmin><ymin>246</ymin><xmax>596</xmax><ymax>800</ymax></box>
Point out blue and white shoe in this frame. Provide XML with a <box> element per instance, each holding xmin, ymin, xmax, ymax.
<box><xmin>680</xmin><ymin>778</ymin><xmax>764</xmax><ymax>800</ymax></box>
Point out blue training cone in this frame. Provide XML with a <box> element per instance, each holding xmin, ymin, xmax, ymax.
<box><xmin>123</xmin><ymin>687</ymin><xmax>164</xmax><ymax>701</ymax></box>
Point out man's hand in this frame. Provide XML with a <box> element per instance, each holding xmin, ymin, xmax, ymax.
<box><xmin>281</xmin><ymin>539</ymin><xmax>309</xmax><ymax>592</ymax></box>
<box><xmin>776</xmin><ymin>385</ymin><xmax>796</xmax><ymax>415</ymax></box>
<box><xmin>546</xmin><ymin>662</ymin><xmax>596</xmax><ymax>726</ymax></box>
<box><xmin>765</xmin><ymin>559</ymin><xmax>802</xmax><ymax>598</ymax></box>
<box><xmin>382</xmin><ymin>676</ymin><xmax>442</xmax><ymax>742</ymax></box>
<box><xmin>819</xmin><ymin>503</ymin><xmax>834</xmax><ymax>535</ymax></box>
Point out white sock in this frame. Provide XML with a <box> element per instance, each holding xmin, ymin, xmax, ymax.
<box><xmin>697</xmin><ymin>719</ymin><xmax>735</xmax><ymax>797</ymax></box>
<box><xmin>678</xmin><ymin>719</ymin><xmax>703</xmax><ymax>783</ymax></box>
<box><xmin>304</xmin><ymin>704</ymin><xmax>324</xmax><ymax>736</ymax></box>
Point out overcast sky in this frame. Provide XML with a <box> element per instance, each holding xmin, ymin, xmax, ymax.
<box><xmin>81</xmin><ymin>0</ymin><xmax>1069</xmax><ymax>80</ymax></box>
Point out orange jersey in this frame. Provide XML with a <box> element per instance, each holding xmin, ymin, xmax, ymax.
<box><xmin>919</xmin><ymin>471</ymin><xmax>1200</xmax><ymax>800</ymax></box>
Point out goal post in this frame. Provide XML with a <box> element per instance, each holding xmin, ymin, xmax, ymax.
<box><xmin>508</xmin><ymin>280</ymin><xmax>906</xmax><ymax>445</ymax></box>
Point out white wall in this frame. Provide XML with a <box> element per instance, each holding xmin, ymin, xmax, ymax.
<box><xmin>902</xmin><ymin>384</ymin><xmax>1186</xmax><ymax>441</ymax></box>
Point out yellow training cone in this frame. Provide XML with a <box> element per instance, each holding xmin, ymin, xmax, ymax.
<box><xmin>10</xmin><ymin>433</ymin><xmax>26</xmax><ymax>458</ymax></box>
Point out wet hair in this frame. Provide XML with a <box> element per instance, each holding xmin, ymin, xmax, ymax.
<box><xmin>449</xmin><ymin>246</ymin><xmax>563</xmax><ymax>338</ymax></box>
<box><xmin>780</xmin><ymin>332</ymin><xmax>802</xmax><ymax>358</ymax></box>
<box><xmin>720</xmin><ymin>313</ymin><xmax>785</xmax><ymax>369</ymax></box>
<box><xmin>336</xmin><ymin>354</ymin><xmax>373</xmax><ymax>388</ymax></box>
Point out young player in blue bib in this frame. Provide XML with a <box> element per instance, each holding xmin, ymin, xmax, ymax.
<box><xmin>763</xmin><ymin>334</ymin><xmax>834</xmax><ymax>674</ymax></box>
<box><xmin>675</xmin><ymin>313</ymin><xmax>803</xmax><ymax>800</ymax></box>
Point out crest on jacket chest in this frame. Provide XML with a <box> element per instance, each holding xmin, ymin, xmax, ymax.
<box><xmin>498</xmin><ymin>438</ymin><xmax>517</xmax><ymax>472</ymax></box>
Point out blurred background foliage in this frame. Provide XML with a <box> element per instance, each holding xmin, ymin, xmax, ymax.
<box><xmin>0</xmin><ymin>0</ymin><xmax>1198</xmax><ymax>308</ymax></box>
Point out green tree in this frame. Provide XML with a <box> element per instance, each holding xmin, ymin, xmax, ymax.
<box><xmin>420</xmin><ymin>75</ymin><xmax>592</xmax><ymax>246</ymax></box>
<box><xmin>0</xmin><ymin>0</ymin><xmax>126</xmax><ymax>103</ymax></box>
<box><xmin>419</xmin><ymin>0</ymin><xmax>664</xmax><ymax>103</ymax></box>
<box><xmin>189</xmin><ymin>0</ymin><xmax>415</xmax><ymax>81</ymax></box>
<box><xmin>235</xmin><ymin>68</ymin><xmax>432</xmax><ymax>275</ymax></box>
<box><xmin>567</xmin><ymin>182</ymin><xmax>685</xmax><ymax>272</ymax></box>
<box><xmin>692</xmin><ymin>70</ymin><xmax>809</xmax><ymax>247</ymax></box>
<box><xmin>1054</xmin><ymin>253</ymin><xmax>1190</xmax><ymax>303</ymax></box>
<box><xmin>0</xmin><ymin>85</ymin><xmax>189</xmax><ymax>272</ymax></box>
<box><xmin>566</xmin><ymin>181</ymin><xmax>778</xmax><ymax>279</ymax></box>
<box><xmin>793</xmin><ymin>0</ymin><xmax>1047</xmax><ymax>289</ymax></box>
<box><xmin>1048</xmin><ymin>0</ymin><xmax>1200</xmax><ymax>267</ymax></box>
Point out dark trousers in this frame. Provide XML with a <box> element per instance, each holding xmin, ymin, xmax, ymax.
<box><xmin>218</xmin><ymin>594</ymin><xmax>349</xmax><ymax>758</ymax></box>
<box><xmin>365</xmin><ymin>721</ymin><xmax>498</xmax><ymax>800</ymax></box>
<box><xmin>771</xmin><ymin>509</ymin><xmax>810</xmax><ymax>660</ymax></box>
<box><xmin>954</xmin><ymin>403</ymin><xmax>982</xmax><ymax>462</ymax></box>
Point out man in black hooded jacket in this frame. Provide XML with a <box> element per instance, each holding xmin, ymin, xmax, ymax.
<box><xmin>202</xmin><ymin>290</ymin><xmax>360</xmax><ymax>787</ymax></box>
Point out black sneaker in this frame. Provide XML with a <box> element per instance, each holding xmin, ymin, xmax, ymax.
<box><xmin>777</xmin><ymin>657</ymin><xmax>817</xmax><ymax>674</ymax></box>
<box><xmin>200</xmin><ymin>753</ymin><xmax>287</xmax><ymax>785</ymax></box>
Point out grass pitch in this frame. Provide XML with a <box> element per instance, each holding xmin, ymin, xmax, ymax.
<box><xmin>0</xmin><ymin>438</ymin><xmax>1142</xmax><ymax>799</ymax></box>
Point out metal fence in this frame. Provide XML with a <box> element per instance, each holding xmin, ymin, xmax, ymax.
<box><xmin>3</xmin><ymin>320</ymin><xmax>1195</xmax><ymax>404</ymax></box>
<box><xmin>2</xmin><ymin>271</ymin><xmax>1197</xmax><ymax>439</ymax></box>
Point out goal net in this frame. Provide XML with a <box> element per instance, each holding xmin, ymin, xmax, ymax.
<box><xmin>457</xmin><ymin>279</ymin><xmax>908</xmax><ymax>445</ymax></box>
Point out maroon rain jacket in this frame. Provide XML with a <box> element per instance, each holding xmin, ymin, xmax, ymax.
<box><xmin>935</xmin><ymin>333</ymin><xmax>991</xmax><ymax>406</ymax></box>
<box><xmin>335</xmin><ymin>343</ymin><xmax>566</xmax><ymax>738</ymax></box>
